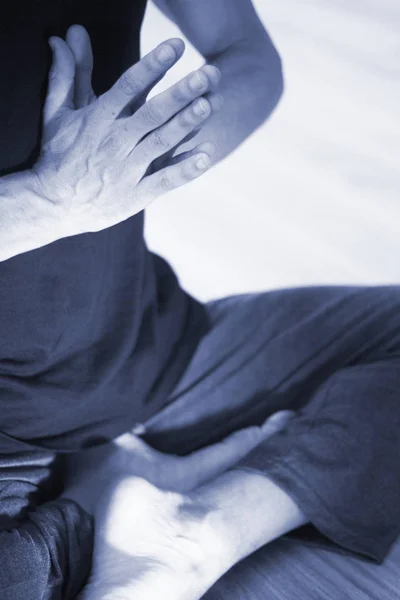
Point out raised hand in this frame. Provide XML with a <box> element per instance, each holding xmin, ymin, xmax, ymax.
<box><xmin>32</xmin><ymin>24</ymin><xmax>222</xmax><ymax>236</ymax></box>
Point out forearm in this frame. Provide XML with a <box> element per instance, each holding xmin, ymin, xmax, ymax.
<box><xmin>193</xmin><ymin>468</ymin><xmax>307</xmax><ymax>571</ymax></box>
<box><xmin>179</xmin><ymin>40</ymin><xmax>284</xmax><ymax>165</ymax></box>
<box><xmin>67</xmin><ymin>467</ymin><xmax>306</xmax><ymax>600</ymax></box>
<box><xmin>0</xmin><ymin>170</ymin><xmax>67</xmax><ymax>262</ymax></box>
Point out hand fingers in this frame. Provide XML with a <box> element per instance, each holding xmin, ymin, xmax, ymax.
<box><xmin>43</xmin><ymin>36</ymin><xmax>76</xmax><ymax>124</ymax></box>
<box><xmin>146</xmin><ymin>87</ymin><xmax>222</xmax><ymax>172</ymax></box>
<box><xmin>261</xmin><ymin>410</ymin><xmax>296</xmax><ymax>435</ymax></box>
<box><xmin>130</xmin><ymin>92</ymin><xmax>222</xmax><ymax>169</ymax></box>
<box><xmin>65</xmin><ymin>24</ymin><xmax>96</xmax><ymax>108</ymax></box>
<box><xmin>114</xmin><ymin>431</ymin><xmax>155</xmax><ymax>456</ymax></box>
<box><xmin>145</xmin><ymin>128</ymin><xmax>202</xmax><ymax>175</ymax></box>
<box><xmin>166</xmin><ymin>127</ymin><xmax>202</xmax><ymax>160</ymax></box>
<box><xmin>121</xmin><ymin>71</ymin><xmax>166</xmax><ymax>118</ymax></box>
<box><xmin>112</xmin><ymin>431</ymin><xmax>160</xmax><ymax>477</ymax></box>
<box><xmin>95</xmin><ymin>38</ymin><xmax>185</xmax><ymax>125</ymax></box>
<box><xmin>133</xmin><ymin>145</ymin><xmax>213</xmax><ymax>200</ymax></box>
<box><xmin>164</xmin><ymin>139</ymin><xmax>217</xmax><ymax>168</ymax></box>
<box><xmin>133</xmin><ymin>64</ymin><xmax>221</xmax><ymax>141</ymax></box>
<box><xmin>180</xmin><ymin>411</ymin><xmax>296</xmax><ymax>492</ymax></box>
<box><xmin>178</xmin><ymin>127</ymin><xmax>202</xmax><ymax>147</ymax></box>
<box><xmin>181</xmin><ymin>426</ymin><xmax>267</xmax><ymax>491</ymax></box>
<box><xmin>125</xmin><ymin>64</ymin><xmax>220</xmax><ymax>125</ymax></box>
<box><xmin>158</xmin><ymin>141</ymin><xmax>217</xmax><ymax>172</ymax></box>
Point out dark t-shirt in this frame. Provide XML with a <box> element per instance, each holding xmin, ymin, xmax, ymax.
<box><xmin>0</xmin><ymin>0</ymin><xmax>210</xmax><ymax>454</ymax></box>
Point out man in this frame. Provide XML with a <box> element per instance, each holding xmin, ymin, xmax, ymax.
<box><xmin>0</xmin><ymin>1</ymin><xmax>400</xmax><ymax>599</ymax></box>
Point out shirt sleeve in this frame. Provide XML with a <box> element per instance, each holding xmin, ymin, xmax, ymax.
<box><xmin>0</xmin><ymin>449</ymin><xmax>94</xmax><ymax>600</ymax></box>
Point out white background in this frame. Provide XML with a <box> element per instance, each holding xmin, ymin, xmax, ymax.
<box><xmin>142</xmin><ymin>0</ymin><xmax>400</xmax><ymax>302</ymax></box>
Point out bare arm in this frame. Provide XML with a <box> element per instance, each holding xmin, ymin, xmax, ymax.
<box><xmin>0</xmin><ymin>170</ymin><xmax>66</xmax><ymax>262</ymax></box>
<box><xmin>152</xmin><ymin>0</ymin><xmax>284</xmax><ymax>164</ymax></box>
<box><xmin>193</xmin><ymin>468</ymin><xmax>307</xmax><ymax>570</ymax></box>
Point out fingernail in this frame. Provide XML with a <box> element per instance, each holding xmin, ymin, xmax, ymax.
<box><xmin>131</xmin><ymin>423</ymin><xmax>146</xmax><ymax>436</ymax></box>
<box><xmin>190</xmin><ymin>72</ymin><xmax>207</xmax><ymax>92</ymax></box>
<box><xmin>269</xmin><ymin>410</ymin><xmax>295</xmax><ymax>422</ymax></box>
<box><xmin>157</xmin><ymin>45</ymin><xmax>176</xmax><ymax>63</ymax></box>
<box><xmin>193</xmin><ymin>98</ymin><xmax>209</xmax><ymax>116</ymax></box>
<box><xmin>196</xmin><ymin>154</ymin><xmax>211</xmax><ymax>170</ymax></box>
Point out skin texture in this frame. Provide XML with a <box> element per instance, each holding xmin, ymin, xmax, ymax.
<box><xmin>33</xmin><ymin>33</ymin><xmax>223</xmax><ymax>236</ymax></box>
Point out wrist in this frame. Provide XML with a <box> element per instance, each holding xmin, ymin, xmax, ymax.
<box><xmin>192</xmin><ymin>468</ymin><xmax>307</xmax><ymax>565</ymax></box>
<box><xmin>27</xmin><ymin>168</ymin><xmax>74</xmax><ymax>239</ymax></box>
<box><xmin>184</xmin><ymin>482</ymin><xmax>243</xmax><ymax>576</ymax></box>
<box><xmin>189</xmin><ymin>469</ymin><xmax>254</xmax><ymax>566</ymax></box>
<box><xmin>0</xmin><ymin>169</ymin><xmax>70</xmax><ymax>261</ymax></box>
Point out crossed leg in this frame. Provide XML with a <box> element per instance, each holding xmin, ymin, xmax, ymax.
<box><xmin>139</xmin><ymin>285</ymin><xmax>400</xmax><ymax>596</ymax></box>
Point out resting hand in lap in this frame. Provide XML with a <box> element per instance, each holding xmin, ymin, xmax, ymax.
<box><xmin>61</xmin><ymin>410</ymin><xmax>305</xmax><ymax>600</ymax></box>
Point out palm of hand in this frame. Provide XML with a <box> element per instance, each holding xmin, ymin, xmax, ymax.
<box><xmin>78</xmin><ymin>477</ymin><xmax>217</xmax><ymax>600</ymax></box>
<box><xmin>68</xmin><ymin>414</ymin><xmax>294</xmax><ymax>599</ymax></box>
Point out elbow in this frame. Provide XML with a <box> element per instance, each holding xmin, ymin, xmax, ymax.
<box><xmin>260</xmin><ymin>45</ymin><xmax>285</xmax><ymax>121</ymax></box>
<box><xmin>242</xmin><ymin>38</ymin><xmax>285</xmax><ymax>127</ymax></box>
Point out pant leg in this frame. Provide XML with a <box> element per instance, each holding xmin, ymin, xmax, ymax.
<box><xmin>141</xmin><ymin>285</ymin><xmax>400</xmax><ymax>563</ymax></box>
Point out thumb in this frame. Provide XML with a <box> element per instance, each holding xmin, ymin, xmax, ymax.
<box><xmin>181</xmin><ymin>411</ymin><xmax>296</xmax><ymax>492</ymax></box>
<box><xmin>65</xmin><ymin>24</ymin><xmax>96</xmax><ymax>108</ymax></box>
<box><xmin>43</xmin><ymin>36</ymin><xmax>76</xmax><ymax>124</ymax></box>
<box><xmin>113</xmin><ymin>431</ymin><xmax>155</xmax><ymax>457</ymax></box>
<box><xmin>260</xmin><ymin>409</ymin><xmax>296</xmax><ymax>435</ymax></box>
<box><xmin>180</xmin><ymin>426</ymin><xmax>269</xmax><ymax>492</ymax></box>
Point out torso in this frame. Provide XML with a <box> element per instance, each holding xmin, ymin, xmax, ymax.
<box><xmin>0</xmin><ymin>0</ymin><xmax>210</xmax><ymax>453</ymax></box>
